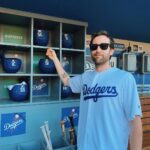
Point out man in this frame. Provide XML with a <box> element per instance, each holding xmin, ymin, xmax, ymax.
<box><xmin>46</xmin><ymin>30</ymin><xmax>142</xmax><ymax>150</ymax></box>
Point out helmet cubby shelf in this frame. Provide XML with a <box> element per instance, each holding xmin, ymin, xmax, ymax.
<box><xmin>0</xmin><ymin>8</ymin><xmax>87</xmax><ymax>105</ymax></box>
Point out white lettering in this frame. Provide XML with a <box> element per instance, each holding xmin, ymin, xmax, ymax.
<box><xmin>4</xmin><ymin>119</ymin><xmax>23</xmax><ymax>131</ymax></box>
<box><xmin>4</xmin><ymin>34</ymin><xmax>23</xmax><ymax>40</ymax></box>
<box><xmin>33</xmin><ymin>83</ymin><xmax>47</xmax><ymax>91</ymax></box>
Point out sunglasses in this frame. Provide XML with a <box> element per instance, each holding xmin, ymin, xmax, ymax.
<box><xmin>90</xmin><ymin>43</ymin><xmax>111</xmax><ymax>51</ymax></box>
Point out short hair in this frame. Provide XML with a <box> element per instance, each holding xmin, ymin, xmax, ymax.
<box><xmin>90</xmin><ymin>30</ymin><xmax>115</xmax><ymax>49</ymax></box>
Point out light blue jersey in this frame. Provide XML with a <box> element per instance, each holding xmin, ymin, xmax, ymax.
<box><xmin>69</xmin><ymin>67</ymin><xmax>142</xmax><ymax>150</ymax></box>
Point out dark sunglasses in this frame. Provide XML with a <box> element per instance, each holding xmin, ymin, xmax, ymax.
<box><xmin>90</xmin><ymin>43</ymin><xmax>111</xmax><ymax>51</ymax></box>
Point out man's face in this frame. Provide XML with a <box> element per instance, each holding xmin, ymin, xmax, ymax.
<box><xmin>91</xmin><ymin>35</ymin><xmax>114</xmax><ymax>66</ymax></box>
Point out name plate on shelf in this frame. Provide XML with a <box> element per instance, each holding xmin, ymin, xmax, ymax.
<box><xmin>32</xmin><ymin>77</ymin><xmax>49</xmax><ymax>96</ymax></box>
<box><xmin>0</xmin><ymin>24</ymin><xmax>28</xmax><ymax>44</ymax></box>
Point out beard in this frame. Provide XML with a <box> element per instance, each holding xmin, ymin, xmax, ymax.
<box><xmin>91</xmin><ymin>54</ymin><xmax>110</xmax><ymax>67</ymax></box>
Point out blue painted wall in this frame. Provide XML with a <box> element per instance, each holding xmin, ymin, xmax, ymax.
<box><xmin>0</xmin><ymin>101</ymin><xmax>79</xmax><ymax>148</ymax></box>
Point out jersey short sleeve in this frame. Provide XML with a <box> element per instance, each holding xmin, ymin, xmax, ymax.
<box><xmin>123</xmin><ymin>73</ymin><xmax>142</xmax><ymax>121</ymax></box>
<box><xmin>69</xmin><ymin>75</ymin><xmax>82</xmax><ymax>93</ymax></box>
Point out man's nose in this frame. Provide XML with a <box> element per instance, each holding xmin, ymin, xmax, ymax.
<box><xmin>95</xmin><ymin>45</ymin><xmax>102</xmax><ymax>51</ymax></box>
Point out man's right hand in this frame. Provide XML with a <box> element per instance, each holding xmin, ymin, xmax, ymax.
<box><xmin>46</xmin><ymin>48</ymin><xmax>57</xmax><ymax>61</ymax></box>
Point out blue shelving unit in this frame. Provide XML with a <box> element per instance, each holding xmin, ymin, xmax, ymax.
<box><xmin>0</xmin><ymin>7</ymin><xmax>88</xmax><ymax>149</ymax></box>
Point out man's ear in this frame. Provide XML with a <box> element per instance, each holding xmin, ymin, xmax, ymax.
<box><xmin>110</xmin><ymin>48</ymin><xmax>114</xmax><ymax>56</ymax></box>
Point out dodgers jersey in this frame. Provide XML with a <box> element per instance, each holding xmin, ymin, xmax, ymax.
<box><xmin>69</xmin><ymin>67</ymin><xmax>142</xmax><ymax>150</ymax></box>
